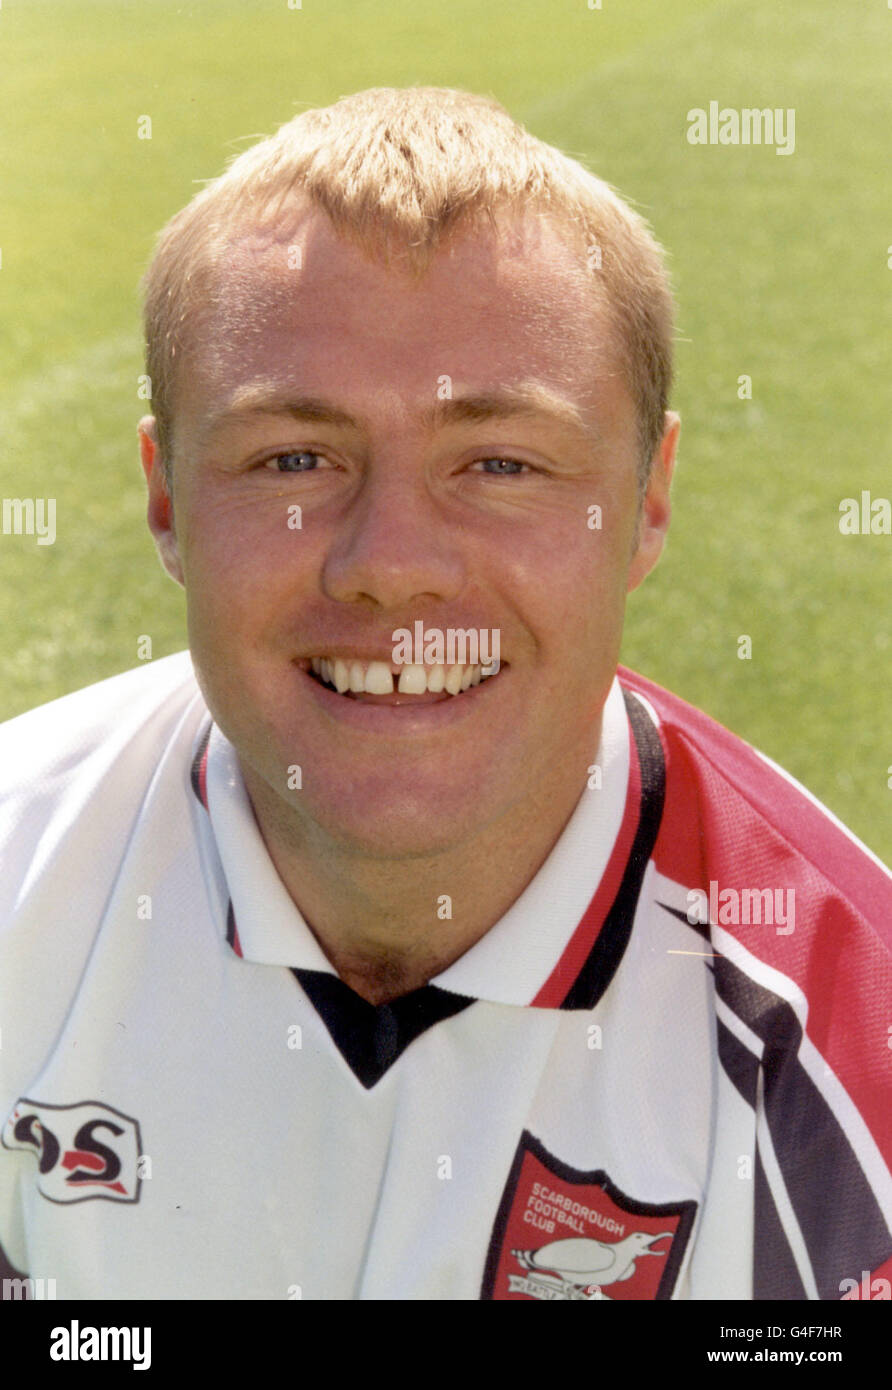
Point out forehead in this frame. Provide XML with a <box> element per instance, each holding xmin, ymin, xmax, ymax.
<box><xmin>181</xmin><ymin>204</ymin><xmax>626</xmax><ymax>441</ymax></box>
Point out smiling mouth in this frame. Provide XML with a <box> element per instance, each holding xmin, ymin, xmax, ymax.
<box><xmin>299</xmin><ymin>656</ymin><xmax>502</xmax><ymax>703</ymax></box>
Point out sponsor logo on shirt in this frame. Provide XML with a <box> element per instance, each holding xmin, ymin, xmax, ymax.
<box><xmin>1</xmin><ymin>1099</ymin><xmax>142</xmax><ymax>1205</ymax></box>
<box><xmin>482</xmin><ymin>1130</ymin><xmax>697</xmax><ymax>1300</ymax></box>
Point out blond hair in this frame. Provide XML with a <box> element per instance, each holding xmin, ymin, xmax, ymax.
<box><xmin>142</xmin><ymin>87</ymin><xmax>674</xmax><ymax>486</ymax></box>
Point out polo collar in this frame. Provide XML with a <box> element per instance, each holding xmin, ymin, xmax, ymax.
<box><xmin>191</xmin><ymin>677</ymin><xmax>665</xmax><ymax>1014</ymax></box>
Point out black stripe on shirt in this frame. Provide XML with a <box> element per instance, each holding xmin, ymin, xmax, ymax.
<box><xmin>715</xmin><ymin>955</ymin><xmax>892</xmax><ymax>1298</ymax></box>
<box><xmin>660</xmin><ymin>901</ymin><xmax>892</xmax><ymax>1295</ymax></box>
<box><xmin>189</xmin><ymin>721</ymin><xmax>212</xmax><ymax>807</ymax></box>
<box><xmin>716</xmin><ymin>1015</ymin><xmax>759</xmax><ymax>1111</ymax></box>
<box><xmin>560</xmin><ymin>689</ymin><xmax>666</xmax><ymax>1010</ymax></box>
<box><xmin>753</xmin><ymin>1150</ymin><xmax>809</xmax><ymax>1300</ymax></box>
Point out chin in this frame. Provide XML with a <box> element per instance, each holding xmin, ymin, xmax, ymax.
<box><xmin>295</xmin><ymin>782</ymin><xmax>486</xmax><ymax>861</ymax></box>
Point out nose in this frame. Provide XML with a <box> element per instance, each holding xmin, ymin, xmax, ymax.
<box><xmin>321</xmin><ymin>466</ymin><xmax>466</xmax><ymax>611</ymax></box>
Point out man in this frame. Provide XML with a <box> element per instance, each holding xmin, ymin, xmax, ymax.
<box><xmin>1</xmin><ymin>87</ymin><xmax>889</xmax><ymax>1302</ymax></box>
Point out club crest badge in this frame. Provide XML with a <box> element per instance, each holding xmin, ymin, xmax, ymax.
<box><xmin>2</xmin><ymin>1098</ymin><xmax>143</xmax><ymax>1205</ymax></box>
<box><xmin>482</xmin><ymin>1131</ymin><xmax>696</xmax><ymax>1300</ymax></box>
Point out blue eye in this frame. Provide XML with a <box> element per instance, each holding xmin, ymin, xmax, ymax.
<box><xmin>476</xmin><ymin>457</ymin><xmax>528</xmax><ymax>476</ymax></box>
<box><xmin>267</xmin><ymin>452</ymin><xmax>322</xmax><ymax>472</ymax></box>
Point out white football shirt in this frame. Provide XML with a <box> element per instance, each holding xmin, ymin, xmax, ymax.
<box><xmin>1</xmin><ymin>652</ymin><xmax>889</xmax><ymax>1300</ymax></box>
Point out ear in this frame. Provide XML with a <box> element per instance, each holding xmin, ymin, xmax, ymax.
<box><xmin>138</xmin><ymin>416</ymin><xmax>184</xmax><ymax>587</ymax></box>
<box><xmin>627</xmin><ymin>411</ymin><xmax>680</xmax><ymax>593</ymax></box>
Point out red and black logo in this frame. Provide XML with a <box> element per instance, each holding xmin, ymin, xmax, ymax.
<box><xmin>482</xmin><ymin>1131</ymin><xmax>696</xmax><ymax>1300</ymax></box>
<box><xmin>2</xmin><ymin>1099</ymin><xmax>142</xmax><ymax>1205</ymax></box>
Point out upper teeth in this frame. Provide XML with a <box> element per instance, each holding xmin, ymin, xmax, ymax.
<box><xmin>309</xmin><ymin>657</ymin><xmax>494</xmax><ymax>696</ymax></box>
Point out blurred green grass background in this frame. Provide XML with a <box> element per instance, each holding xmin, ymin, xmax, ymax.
<box><xmin>1</xmin><ymin>0</ymin><xmax>889</xmax><ymax>861</ymax></box>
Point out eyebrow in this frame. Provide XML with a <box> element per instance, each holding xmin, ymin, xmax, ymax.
<box><xmin>200</xmin><ymin>382</ymin><xmax>598</xmax><ymax>446</ymax></box>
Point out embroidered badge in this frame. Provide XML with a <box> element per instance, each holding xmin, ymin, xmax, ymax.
<box><xmin>482</xmin><ymin>1131</ymin><xmax>696</xmax><ymax>1300</ymax></box>
<box><xmin>2</xmin><ymin>1098</ymin><xmax>143</xmax><ymax>1205</ymax></box>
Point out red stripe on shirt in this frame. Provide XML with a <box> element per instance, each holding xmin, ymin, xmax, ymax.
<box><xmin>197</xmin><ymin>743</ymin><xmax>209</xmax><ymax>811</ymax></box>
<box><xmin>620</xmin><ymin>667</ymin><xmax>892</xmax><ymax>1162</ymax></box>
<box><xmin>531</xmin><ymin>712</ymin><xmax>642</xmax><ymax>1008</ymax></box>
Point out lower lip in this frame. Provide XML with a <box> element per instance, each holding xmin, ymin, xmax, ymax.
<box><xmin>294</xmin><ymin>664</ymin><xmax>506</xmax><ymax>732</ymax></box>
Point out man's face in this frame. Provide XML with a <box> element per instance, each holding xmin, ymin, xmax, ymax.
<box><xmin>141</xmin><ymin>205</ymin><xmax>675</xmax><ymax>857</ymax></box>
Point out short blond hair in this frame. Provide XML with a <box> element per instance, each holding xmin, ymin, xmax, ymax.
<box><xmin>142</xmin><ymin>87</ymin><xmax>674</xmax><ymax>487</ymax></box>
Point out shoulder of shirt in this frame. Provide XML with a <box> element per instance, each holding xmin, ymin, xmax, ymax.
<box><xmin>618</xmin><ymin>664</ymin><xmax>892</xmax><ymax>939</ymax></box>
<box><xmin>0</xmin><ymin>652</ymin><xmax>207</xmax><ymax>880</ymax></box>
<box><xmin>0</xmin><ymin>650</ymin><xmax>203</xmax><ymax>780</ymax></box>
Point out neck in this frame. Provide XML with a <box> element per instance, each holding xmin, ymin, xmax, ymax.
<box><xmin>239</xmin><ymin>729</ymin><xmax>599</xmax><ymax>1005</ymax></box>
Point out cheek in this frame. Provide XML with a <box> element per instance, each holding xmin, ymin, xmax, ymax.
<box><xmin>492</xmin><ymin>504</ymin><xmax>634</xmax><ymax>638</ymax></box>
<box><xmin>177</xmin><ymin>493</ymin><xmax>318</xmax><ymax>634</ymax></box>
